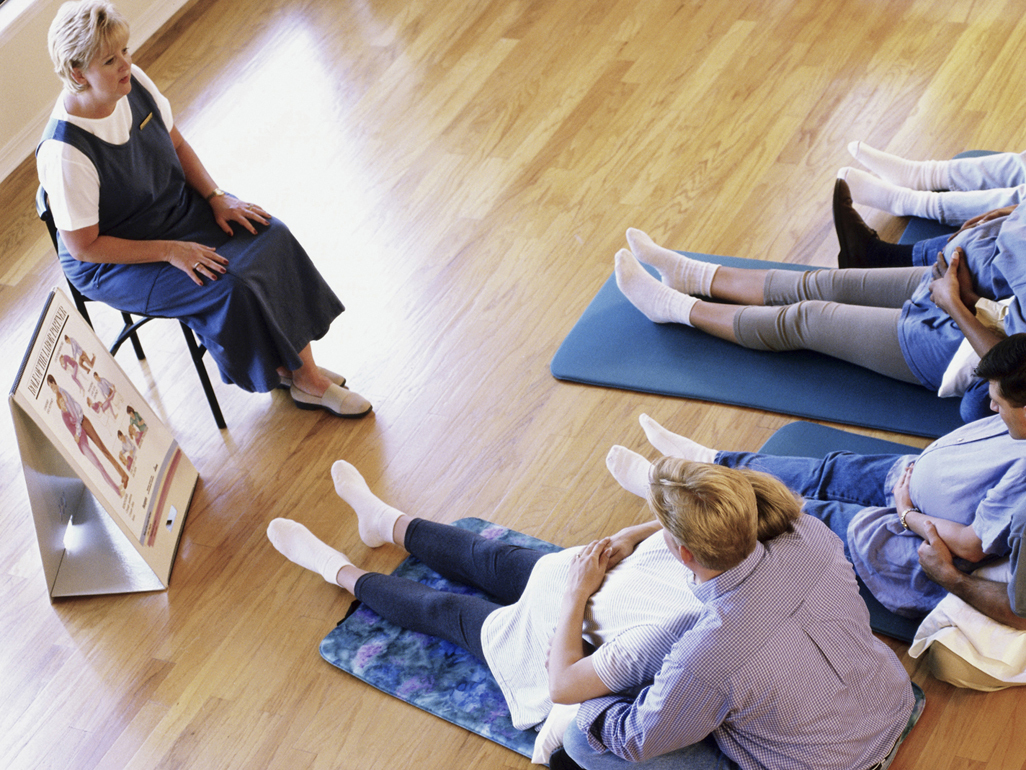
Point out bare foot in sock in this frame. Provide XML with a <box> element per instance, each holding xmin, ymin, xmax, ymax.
<box><xmin>626</xmin><ymin>228</ymin><xmax>719</xmax><ymax>295</ymax></box>
<box><xmin>606</xmin><ymin>445</ymin><xmax>653</xmax><ymax>498</ymax></box>
<box><xmin>639</xmin><ymin>414</ymin><xmax>717</xmax><ymax>463</ymax></box>
<box><xmin>331</xmin><ymin>460</ymin><xmax>402</xmax><ymax>547</ymax></box>
<box><xmin>615</xmin><ymin>249</ymin><xmax>698</xmax><ymax>325</ymax></box>
<box><xmin>267</xmin><ymin>518</ymin><xmax>352</xmax><ymax>585</ymax></box>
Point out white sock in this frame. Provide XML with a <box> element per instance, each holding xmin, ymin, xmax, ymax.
<box><xmin>840</xmin><ymin>167</ymin><xmax>937</xmax><ymax>219</ymax></box>
<box><xmin>331</xmin><ymin>460</ymin><xmax>403</xmax><ymax>547</ymax></box>
<box><xmin>626</xmin><ymin>228</ymin><xmax>719</xmax><ymax>295</ymax></box>
<box><xmin>615</xmin><ymin>249</ymin><xmax>698</xmax><ymax>325</ymax></box>
<box><xmin>606</xmin><ymin>445</ymin><xmax>652</xmax><ymax>498</ymax></box>
<box><xmin>848</xmin><ymin>141</ymin><xmax>949</xmax><ymax>191</ymax></box>
<box><xmin>267</xmin><ymin>518</ymin><xmax>352</xmax><ymax>585</ymax></box>
<box><xmin>639</xmin><ymin>414</ymin><xmax>716</xmax><ymax>463</ymax></box>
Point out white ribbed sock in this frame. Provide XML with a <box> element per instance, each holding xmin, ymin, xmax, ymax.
<box><xmin>626</xmin><ymin>228</ymin><xmax>719</xmax><ymax>295</ymax></box>
<box><xmin>639</xmin><ymin>414</ymin><xmax>716</xmax><ymax>463</ymax></box>
<box><xmin>331</xmin><ymin>460</ymin><xmax>402</xmax><ymax>547</ymax></box>
<box><xmin>848</xmin><ymin>141</ymin><xmax>949</xmax><ymax>191</ymax></box>
<box><xmin>267</xmin><ymin>518</ymin><xmax>352</xmax><ymax>585</ymax></box>
<box><xmin>605</xmin><ymin>445</ymin><xmax>652</xmax><ymax>498</ymax></box>
<box><xmin>615</xmin><ymin>249</ymin><xmax>698</xmax><ymax>325</ymax></box>
<box><xmin>840</xmin><ymin>167</ymin><xmax>939</xmax><ymax>219</ymax></box>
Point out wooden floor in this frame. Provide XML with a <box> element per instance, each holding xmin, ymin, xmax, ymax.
<box><xmin>3</xmin><ymin>0</ymin><xmax>1026</xmax><ymax>767</ymax></box>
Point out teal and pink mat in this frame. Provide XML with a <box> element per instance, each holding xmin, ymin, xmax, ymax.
<box><xmin>319</xmin><ymin>422</ymin><xmax>923</xmax><ymax>759</ymax></box>
<box><xmin>550</xmin><ymin>212</ymin><xmax>972</xmax><ymax>438</ymax></box>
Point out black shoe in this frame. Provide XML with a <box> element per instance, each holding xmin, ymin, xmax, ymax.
<box><xmin>548</xmin><ymin>747</ymin><xmax>584</xmax><ymax>770</ymax></box>
<box><xmin>833</xmin><ymin>178</ymin><xmax>880</xmax><ymax>268</ymax></box>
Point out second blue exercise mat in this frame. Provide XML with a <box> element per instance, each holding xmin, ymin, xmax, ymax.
<box><xmin>550</xmin><ymin>255</ymin><xmax>964</xmax><ymax>438</ymax></box>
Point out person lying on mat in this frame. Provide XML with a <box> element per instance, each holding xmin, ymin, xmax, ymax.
<box><xmin>616</xmin><ymin>185</ymin><xmax>1022</xmax><ymax>403</ymax></box>
<box><xmin>605</xmin><ymin>334</ymin><xmax>1026</xmax><ymax>630</ymax></box>
<box><xmin>37</xmin><ymin>1</ymin><xmax>370</xmax><ymax>418</ymax></box>
<box><xmin>840</xmin><ymin>141</ymin><xmax>1026</xmax><ymax>228</ymax></box>
<box><xmin>267</xmin><ymin>459</ymin><xmax>913</xmax><ymax>770</ymax></box>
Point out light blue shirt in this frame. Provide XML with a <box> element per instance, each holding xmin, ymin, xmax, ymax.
<box><xmin>577</xmin><ymin>516</ymin><xmax>913</xmax><ymax>770</ymax></box>
<box><xmin>848</xmin><ymin>414</ymin><xmax>1026</xmax><ymax>617</ymax></box>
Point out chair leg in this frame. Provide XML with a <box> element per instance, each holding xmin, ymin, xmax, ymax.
<box><xmin>179</xmin><ymin>323</ymin><xmax>227</xmax><ymax>430</ymax></box>
<box><xmin>120</xmin><ymin>312</ymin><xmax>147</xmax><ymax>360</ymax></box>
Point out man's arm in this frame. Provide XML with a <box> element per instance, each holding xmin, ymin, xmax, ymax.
<box><xmin>917</xmin><ymin>522</ymin><xmax>1026</xmax><ymax>630</ymax></box>
<box><xmin>929</xmin><ymin>248</ymin><xmax>1004</xmax><ymax>359</ymax></box>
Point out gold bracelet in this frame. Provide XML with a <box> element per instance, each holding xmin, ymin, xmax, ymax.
<box><xmin>899</xmin><ymin>507</ymin><xmax>919</xmax><ymax>530</ymax></box>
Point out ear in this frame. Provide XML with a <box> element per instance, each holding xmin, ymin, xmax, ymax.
<box><xmin>678</xmin><ymin>543</ymin><xmax>695</xmax><ymax>565</ymax></box>
<box><xmin>70</xmin><ymin>67</ymin><xmax>88</xmax><ymax>86</ymax></box>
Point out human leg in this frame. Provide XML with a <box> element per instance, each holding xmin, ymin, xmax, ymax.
<box><xmin>733</xmin><ymin>301</ymin><xmax>918</xmax><ymax>382</ymax></box>
<box><xmin>332</xmin><ymin>459</ymin><xmax>545</xmax><ymax>600</ymax></box>
<box><xmin>401</xmin><ymin>518</ymin><xmax>547</xmax><ymax>604</ymax></box>
<box><xmin>352</xmin><ymin>572</ymin><xmax>497</xmax><ymax>661</ymax></box>
<box><xmin>841</xmin><ymin>167</ymin><xmax>1026</xmax><ymax>226</ymax></box>
<box><xmin>266</xmin><ymin>518</ymin><xmax>498</xmax><ymax>661</ymax></box>
<box><xmin>633</xmin><ymin>415</ymin><xmax>900</xmax><ymax>507</ymax></box>
<box><xmin>288</xmin><ymin>344</ymin><xmax>371</xmax><ymax>417</ymax></box>
<box><xmin>562</xmin><ymin>723</ymin><xmax>738</xmax><ymax>770</ymax></box>
<box><xmin>848</xmin><ymin>141</ymin><xmax>1026</xmax><ymax>192</ymax></box>
<box><xmin>624</xmin><ymin>231</ymin><xmax>768</xmax><ymax>305</ymax></box>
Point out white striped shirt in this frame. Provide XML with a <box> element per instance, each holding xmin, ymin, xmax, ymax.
<box><xmin>481</xmin><ymin>531</ymin><xmax>702</xmax><ymax>730</ymax></box>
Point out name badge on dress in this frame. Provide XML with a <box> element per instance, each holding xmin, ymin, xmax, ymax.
<box><xmin>139</xmin><ymin>113</ymin><xmax>153</xmax><ymax>130</ymax></box>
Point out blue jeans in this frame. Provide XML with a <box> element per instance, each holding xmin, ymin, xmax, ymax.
<box><xmin>563</xmin><ymin>724</ymin><xmax>739</xmax><ymax>770</ymax></box>
<box><xmin>715</xmin><ymin>449</ymin><xmax>906</xmax><ymax>560</ymax></box>
<box><xmin>352</xmin><ymin>519</ymin><xmax>545</xmax><ymax>661</ymax></box>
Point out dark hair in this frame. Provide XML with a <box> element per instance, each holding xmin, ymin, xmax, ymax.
<box><xmin>975</xmin><ymin>334</ymin><xmax>1026</xmax><ymax>407</ymax></box>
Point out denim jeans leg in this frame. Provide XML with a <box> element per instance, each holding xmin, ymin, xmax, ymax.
<box><xmin>563</xmin><ymin>724</ymin><xmax>739</xmax><ymax>770</ymax></box>
<box><xmin>715</xmin><ymin>450</ymin><xmax>900</xmax><ymax>507</ymax></box>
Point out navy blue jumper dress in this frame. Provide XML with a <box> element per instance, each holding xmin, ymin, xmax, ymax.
<box><xmin>38</xmin><ymin>76</ymin><xmax>344</xmax><ymax>393</ymax></box>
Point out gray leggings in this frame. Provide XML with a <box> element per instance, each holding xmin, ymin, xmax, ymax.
<box><xmin>733</xmin><ymin>267</ymin><xmax>932</xmax><ymax>384</ymax></box>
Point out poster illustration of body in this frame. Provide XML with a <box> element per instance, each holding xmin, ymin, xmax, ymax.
<box><xmin>10</xmin><ymin>289</ymin><xmax>197</xmax><ymax>597</ymax></box>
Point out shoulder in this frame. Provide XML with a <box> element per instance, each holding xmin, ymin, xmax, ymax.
<box><xmin>130</xmin><ymin>65</ymin><xmax>163</xmax><ymax>100</ymax></box>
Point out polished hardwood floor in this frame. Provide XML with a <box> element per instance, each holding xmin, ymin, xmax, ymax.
<box><xmin>3</xmin><ymin>0</ymin><xmax>1026</xmax><ymax>767</ymax></box>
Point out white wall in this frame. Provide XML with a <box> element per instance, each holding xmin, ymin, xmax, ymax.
<box><xmin>0</xmin><ymin>0</ymin><xmax>190</xmax><ymax>183</ymax></box>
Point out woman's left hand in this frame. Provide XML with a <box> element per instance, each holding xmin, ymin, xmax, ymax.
<box><xmin>566</xmin><ymin>539</ymin><xmax>612</xmax><ymax>601</ymax></box>
<box><xmin>892</xmin><ymin>463</ymin><xmax>915</xmax><ymax>514</ymax></box>
<box><xmin>209</xmin><ymin>193</ymin><xmax>271</xmax><ymax>236</ymax></box>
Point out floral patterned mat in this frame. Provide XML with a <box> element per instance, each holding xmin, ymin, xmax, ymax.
<box><xmin>319</xmin><ymin>517</ymin><xmax>562</xmax><ymax>758</ymax></box>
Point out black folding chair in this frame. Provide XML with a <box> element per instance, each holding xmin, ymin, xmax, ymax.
<box><xmin>36</xmin><ymin>186</ymin><xmax>227</xmax><ymax>430</ymax></box>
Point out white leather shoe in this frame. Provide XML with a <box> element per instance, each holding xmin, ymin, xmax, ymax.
<box><xmin>290</xmin><ymin>383</ymin><xmax>371</xmax><ymax>417</ymax></box>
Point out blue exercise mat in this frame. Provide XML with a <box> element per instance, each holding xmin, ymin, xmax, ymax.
<box><xmin>550</xmin><ymin>254</ymin><xmax>963</xmax><ymax>438</ymax></box>
<box><xmin>320</xmin><ymin>518</ymin><xmax>561</xmax><ymax>759</ymax></box>
<box><xmin>759</xmin><ymin>421</ymin><xmax>923</xmax><ymax>642</ymax></box>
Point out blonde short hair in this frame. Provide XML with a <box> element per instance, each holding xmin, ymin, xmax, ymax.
<box><xmin>48</xmin><ymin>1</ymin><xmax>129</xmax><ymax>93</ymax></box>
<box><xmin>648</xmin><ymin>457</ymin><xmax>802</xmax><ymax>572</ymax></box>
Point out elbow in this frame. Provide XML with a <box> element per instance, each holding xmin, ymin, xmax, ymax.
<box><xmin>548</xmin><ymin>679</ymin><xmax>577</xmax><ymax>706</ymax></box>
<box><xmin>961</xmin><ymin>544</ymin><xmax>988</xmax><ymax>564</ymax></box>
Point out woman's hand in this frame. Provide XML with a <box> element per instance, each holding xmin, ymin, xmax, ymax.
<box><xmin>604</xmin><ymin>521</ymin><xmax>661</xmax><ymax>568</ymax></box>
<box><xmin>949</xmin><ymin>204</ymin><xmax>1017</xmax><ymax>240</ymax></box>
<box><xmin>891</xmin><ymin>462</ymin><xmax>914</xmax><ymax>514</ymax></box>
<box><xmin>164</xmin><ymin>241</ymin><xmax>229</xmax><ymax>286</ymax></box>
<box><xmin>209</xmin><ymin>193</ymin><xmax>271</xmax><ymax>236</ymax></box>
<box><xmin>566</xmin><ymin>539</ymin><xmax>613</xmax><ymax>602</ymax></box>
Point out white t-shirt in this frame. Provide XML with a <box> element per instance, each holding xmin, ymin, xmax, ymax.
<box><xmin>480</xmin><ymin>532</ymin><xmax>703</xmax><ymax>730</ymax></box>
<box><xmin>36</xmin><ymin>65</ymin><xmax>174</xmax><ymax>232</ymax></box>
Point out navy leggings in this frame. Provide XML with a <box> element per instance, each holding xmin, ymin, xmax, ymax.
<box><xmin>352</xmin><ymin>519</ymin><xmax>546</xmax><ymax>661</ymax></box>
